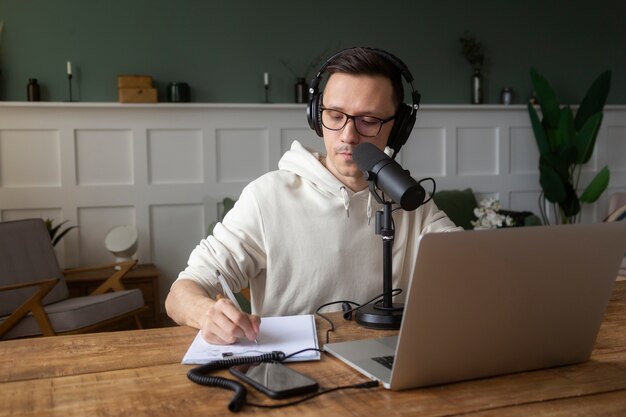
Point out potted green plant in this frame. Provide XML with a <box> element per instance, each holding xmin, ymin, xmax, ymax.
<box><xmin>45</xmin><ymin>218</ymin><xmax>78</xmax><ymax>247</ymax></box>
<box><xmin>527</xmin><ymin>68</ymin><xmax>611</xmax><ymax>224</ymax></box>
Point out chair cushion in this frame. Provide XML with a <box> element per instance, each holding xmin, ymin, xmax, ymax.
<box><xmin>0</xmin><ymin>219</ymin><xmax>69</xmax><ymax>316</ymax></box>
<box><xmin>432</xmin><ymin>188</ymin><xmax>478</xmax><ymax>230</ymax></box>
<box><xmin>0</xmin><ymin>289</ymin><xmax>144</xmax><ymax>339</ymax></box>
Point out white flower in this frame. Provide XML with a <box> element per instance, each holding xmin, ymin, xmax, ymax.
<box><xmin>471</xmin><ymin>198</ymin><xmax>515</xmax><ymax>230</ymax></box>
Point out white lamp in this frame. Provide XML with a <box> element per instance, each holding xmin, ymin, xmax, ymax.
<box><xmin>104</xmin><ymin>225</ymin><xmax>138</xmax><ymax>265</ymax></box>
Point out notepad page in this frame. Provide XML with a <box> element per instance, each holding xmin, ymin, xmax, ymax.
<box><xmin>181</xmin><ymin>314</ymin><xmax>320</xmax><ymax>364</ymax></box>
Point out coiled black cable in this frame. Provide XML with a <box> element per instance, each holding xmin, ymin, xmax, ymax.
<box><xmin>187</xmin><ymin>351</ymin><xmax>286</xmax><ymax>412</ymax></box>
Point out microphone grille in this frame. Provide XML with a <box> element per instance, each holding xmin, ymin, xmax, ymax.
<box><xmin>353</xmin><ymin>143</ymin><xmax>388</xmax><ymax>172</ymax></box>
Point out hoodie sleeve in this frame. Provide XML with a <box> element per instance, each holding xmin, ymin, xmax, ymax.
<box><xmin>419</xmin><ymin>198</ymin><xmax>464</xmax><ymax>234</ymax></box>
<box><xmin>176</xmin><ymin>184</ymin><xmax>267</xmax><ymax>297</ymax></box>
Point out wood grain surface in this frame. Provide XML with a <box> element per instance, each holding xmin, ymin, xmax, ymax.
<box><xmin>1</xmin><ymin>281</ymin><xmax>625</xmax><ymax>417</ymax></box>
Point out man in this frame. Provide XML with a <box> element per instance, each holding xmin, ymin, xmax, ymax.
<box><xmin>165</xmin><ymin>48</ymin><xmax>460</xmax><ymax>344</ymax></box>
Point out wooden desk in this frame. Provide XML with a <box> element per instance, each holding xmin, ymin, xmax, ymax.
<box><xmin>1</xmin><ymin>281</ymin><xmax>625</xmax><ymax>417</ymax></box>
<box><xmin>64</xmin><ymin>263</ymin><xmax>161</xmax><ymax>328</ymax></box>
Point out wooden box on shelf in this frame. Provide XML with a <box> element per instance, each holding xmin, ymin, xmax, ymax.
<box><xmin>117</xmin><ymin>74</ymin><xmax>158</xmax><ymax>103</ymax></box>
<box><xmin>64</xmin><ymin>263</ymin><xmax>161</xmax><ymax>328</ymax></box>
<box><xmin>117</xmin><ymin>75</ymin><xmax>153</xmax><ymax>89</ymax></box>
<box><xmin>118</xmin><ymin>87</ymin><xmax>158</xmax><ymax>103</ymax></box>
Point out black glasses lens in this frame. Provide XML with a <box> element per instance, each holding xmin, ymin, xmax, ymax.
<box><xmin>354</xmin><ymin>117</ymin><xmax>382</xmax><ymax>137</ymax></box>
<box><xmin>321</xmin><ymin>109</ymin><xmax>347</xmax><ymax>130</ymax></box>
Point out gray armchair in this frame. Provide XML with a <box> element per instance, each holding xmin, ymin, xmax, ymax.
<box><xmin>0</xmin><ymin>218</ymin><xmax>146</xmax><ymax>339</ymax></box>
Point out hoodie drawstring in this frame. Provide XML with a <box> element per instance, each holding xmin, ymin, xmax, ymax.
<box><xmin>340</xmin><ymin>186</ymin><xmax>350</xmax><ymax>218</ymax></box>
<box><xmin>340</xmin><ymin>186</ymin><xmax>373</xmax><ymax>224</ymax></box>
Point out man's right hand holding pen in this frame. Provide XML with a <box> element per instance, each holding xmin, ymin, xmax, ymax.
<box><xmin>199</xmin><ymin>293</ymin><xmax>261</xmax><ymax>345</ymax></box>
<box><xmin>164</xmin><ymin>274</ymin><xmax>261</xmax><ymax>346</ymax></box>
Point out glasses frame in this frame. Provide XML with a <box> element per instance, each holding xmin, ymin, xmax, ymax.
<box><xmin>320</xmin><ymin>106</ymin><xmax>396</xmax><ymax>138</ymax></box>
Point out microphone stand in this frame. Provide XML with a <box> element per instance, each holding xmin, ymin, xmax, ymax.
<box><xmin>355</xmin><ymin>180</ymin><xmax>404</xmax><ymax>329</ymax></box>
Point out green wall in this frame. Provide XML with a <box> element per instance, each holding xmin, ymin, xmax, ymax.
<box><xmin>0</xmin><ymin>0</ymin><xmax>624</xmax><ymax>104</ymax></box>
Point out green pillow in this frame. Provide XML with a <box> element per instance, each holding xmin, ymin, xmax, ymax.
<box><xmin>432</xmin><ymin>188</ymin><xmax>478</xmax><ymax>230</ymax></box>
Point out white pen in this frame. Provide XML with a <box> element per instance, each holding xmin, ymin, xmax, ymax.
<box><xmin>216</xmin><ymin>270</ymin><xmax>259</xmax><ymax>344</ymax></box>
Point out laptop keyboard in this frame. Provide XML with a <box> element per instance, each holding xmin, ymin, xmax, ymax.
<box><xmin>372</xmin><ymin>355</ymin><xmax>395</xmax><ymax>370</ymax></box>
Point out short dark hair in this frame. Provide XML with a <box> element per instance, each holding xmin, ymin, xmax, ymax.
<box><xmin>325</xmin><ymin>47</ymin><xmax>405</xmax><ymax>110</ymax></box>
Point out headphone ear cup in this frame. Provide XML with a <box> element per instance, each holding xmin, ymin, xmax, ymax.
<box><xmin>387</xmin><ymin>104</ymin><xmax>415</xmax><ymax>154</ymax></box>
<box><xmin>307</xmin><ymin>92</ymin><xmax>324</xmax><ymax>137</ymax></box>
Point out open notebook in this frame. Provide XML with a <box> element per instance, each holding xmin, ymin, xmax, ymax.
<box><xmin>182</xmin><ymin>314</ymin><xmax>320</xmax><ymax>364</ymax></box>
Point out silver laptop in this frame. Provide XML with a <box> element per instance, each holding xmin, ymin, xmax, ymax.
<box><xmin>324</xmin><ymin>222</ymin><xmax>626</xmax><ymax>390</ymax></box>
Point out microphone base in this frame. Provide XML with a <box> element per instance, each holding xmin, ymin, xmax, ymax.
<box><xmin>355</xmin><ymin>303</ymin><xmax>404</xmax><ymax>330</ymax></box>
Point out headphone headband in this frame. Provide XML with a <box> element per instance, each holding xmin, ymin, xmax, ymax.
<box><xmin>306</xmin><ymin>47</ymin><xmax>420</xmax><ymax>156</ymax></box>
<box><xmin>308</xmin><ymin>47</ymin><xmax>421</xmax><ymax>112</ymax></box>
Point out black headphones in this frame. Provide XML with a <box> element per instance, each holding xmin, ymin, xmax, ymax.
<box><xmin>306</xmin><ymin>47</ymin><xmax>421</xmax><ymax>156</ymax></box>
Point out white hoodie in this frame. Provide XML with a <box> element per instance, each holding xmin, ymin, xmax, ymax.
<box><xmin>177</xmin><ymin>140</ymin><xmax>461</xmax><ymax>315</ymax></box>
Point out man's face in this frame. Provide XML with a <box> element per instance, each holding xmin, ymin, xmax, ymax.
<box><xmin>321</xmin><ymin>72</ymin><xmax>396</xmax><ymax>191</ymax></box>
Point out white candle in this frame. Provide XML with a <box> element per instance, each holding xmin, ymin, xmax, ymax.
<box><xmin>264</xmin><ymin>72</ymin><xmax>269</xmax><ymax>86</ymax></box>
<box><xmin>67</xmin><ymin>61</ymin><xmax>72</xmax><ymax>76</ymax></box>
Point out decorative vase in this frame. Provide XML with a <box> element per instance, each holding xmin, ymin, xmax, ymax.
<box><xmin>27</xmin><ymin>78</ymin><xmax>41</xmax><ymax>101</ymax></box>
<box><xmin>471</xmin><ymin>68</ymin><xmax>483</xmax><ymax>104</ymax></box>
<box><xmin>167</xmin><ymin>82</ymin><xmax>190</xmax><ymax>102</ymax></box>
<box><xmin>500</xmin><ymin>87</ymin><xmax>514</xmax><ymax>105</ymax></box>
<box><xmin>295</xmin><ymin>78</ymin><xmax>307</xmax><ymax>104</ymax></box>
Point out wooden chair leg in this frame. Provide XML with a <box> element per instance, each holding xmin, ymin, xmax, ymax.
<box><xmin>133</xmin><ymin>314</ymin><xmax>143</xmax><ymax>329</ymax></box>
<box><xmin>0</xmin><ymin>278</ymin><xmax>59</xmax><ymax>338</ymax></box>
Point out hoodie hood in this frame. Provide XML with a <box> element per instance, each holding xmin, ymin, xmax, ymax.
<box><xmin>278</xmin><ymin>140</ymin><xmax>374</xmax><ymax>220</ymax></box>
<box><xmin>278</xmin><ymin>140</ymin><xmax>346</xmax><ymax>197</ymax></box>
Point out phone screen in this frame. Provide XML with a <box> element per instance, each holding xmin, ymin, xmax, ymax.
<box><xmin>229</xmin><ymin>362</ymin><xmax>319</xmax><ymax>399</ymax></box>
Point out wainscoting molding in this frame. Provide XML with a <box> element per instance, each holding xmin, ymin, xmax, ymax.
<box><xmin>1</xmin><ymin>102</ymin><xmax>625</xmax><ymax>305</ymax></box>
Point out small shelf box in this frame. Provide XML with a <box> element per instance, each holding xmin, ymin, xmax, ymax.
<box><xmin>118</xmin><ymin>75</ymin><xmax>157</xmax><ymax>103</ymax></box>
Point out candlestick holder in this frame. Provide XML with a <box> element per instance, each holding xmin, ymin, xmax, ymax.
<box><xmin>67</xmin><ymin>74</ymin><xmax>73</xmax><ymax>102</ymax></box>
<box><xmin>264</xmin><ymin>85</ymin><xmax>270</xmax><ymax>103</ymax></box>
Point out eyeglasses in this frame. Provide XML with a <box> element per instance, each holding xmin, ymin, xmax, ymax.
<box><xmin>320</xmin><ymin>107</ymin><xmax>395</xmax><ymax>137</ymax></box>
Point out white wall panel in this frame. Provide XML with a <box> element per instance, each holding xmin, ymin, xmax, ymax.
<box><xmin>216</xmin><ymin>128</ymin><xmax>269</xmax><ymax>183</ymax></box>
<box><xmin>1</xmin><ymin>103</ymin><xmax>624</xmax><ymax>314</ymax></box>
<box><xmin>280</xmin><ymin>128</ymin><xmax>323</xmax><ymax>156</ymax></box>
<box><xmin>150</xmin><ymin>203</ymin><xmax>205</xmax><ymax>304</ymax></box>
<box><xmin>607</xmin><ymin>126</ymin><xmax>626</xmax><ymax>172</ymax></box>
<box><xmin>457</xmin><ymin>127</ymin><xmax>499</xmax><ymax>176</ymax></box>
<box><xmin>0</xmin><ymin>129</ymin><xmax>61</xmax><ymax>187</ymax></box>
<box><xmin>403</xmin><ymin>127</ymin><xmax>446</xmax><ymax>177</ymax></box>
<box><xmin>148</xmin><ymin>129</ymin><xmax>203</xmax><ymax>184</ymax></box>
<box><xmin>1</xmin><ymin>207</ymin><xmax>61</xmax><ymax>222</ymax></box>
<box><xmin>510</xmin><ymin>190</ymin><xmax>542</xmax><ymax>214</ymax></box>
<box><xmin>75</xmin><ymin>129</ymin><xmax>134</xmax><ymax>186</ymax></box>
<box><xmin>510</xmin><ymin>127</ymin><xmax>539</xmax><ymax>174</ymax></box>
<box><xmin>77</xmin><ymin>206</ymin><xmax>136</xmax><ymax>266</ymax></box>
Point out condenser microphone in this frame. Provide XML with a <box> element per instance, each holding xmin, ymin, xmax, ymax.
<box><xmin>353</xmin><ymin>143</ymin><xmax>425</xmax><ymax>211</ymax></box>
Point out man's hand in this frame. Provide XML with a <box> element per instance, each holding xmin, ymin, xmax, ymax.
<box><xmin>199</xmin><ymin>296</ymin><xmax>261</xmax><ymax>344</ymax></box>
<box><xmin>165</xmin><ymin>279</ymin><xmax>260</xmax><ymax>345</ymax></box>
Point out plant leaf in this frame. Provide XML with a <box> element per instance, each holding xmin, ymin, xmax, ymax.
<box><xmin>559</xmin><ymin>106</ymin><xmax>575</xmax><ymax>147</ymax></box>
<box><xmin>542</xmin><ymin>151</ymin><xmax>570</xmax><ymax>182</ymax></box>
<box><xmin>530</xmin><ymin>68</ymin><xmax>560</xmax><ymax>129</ymax></box>
<box><xmin>547</xmin><ymin>107</ymin><xmax>574</xmax><ymax>155</ymax></box>
<box><xmin>579</xmin><ymin>166</ymin><xmax>610</xmax><ymax>203</ymax></box>
<box><xmin>574</xmin><ymin>70</ymin><xmax>611</xmax><ymax>131</ymax></box>
<box><xmin>52</xmin><ymin>225</ymin><xmax>78</xmax><ymax>246</ymax></box>
<box><xmin>527</xmin><ymin>102</ymin><xmax>550</xmax><ymax>156</ymax></box>
<box><xmin>558</xmin><ymin>144</ymin><xmax>577</xmax><ymax>167</ymax></box>
<box><xmin>539</xmin><ymin>158</ymin><xmax>566</xmax><ymax>203</ymax></box>
<box><xmin>559</xmin><ymin>182</ymin><xmax>581</xmax><ymax>219</ymax></box>
<box><xmin>49</xmin><ymin>220</ymin><xmax>69</xmax><ymax>240</ymax></box>
<box><xmin>574</xmin><ymin>112</ymin><xmax>602</xmax><ymax>164</ymax></box>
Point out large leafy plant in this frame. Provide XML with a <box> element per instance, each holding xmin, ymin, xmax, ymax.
<box><xmin>527</xmin><ymin>68</ymin><xmax>611</xmax><ymax>224</ymax></box>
